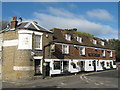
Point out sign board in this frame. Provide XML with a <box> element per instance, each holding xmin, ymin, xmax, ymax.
<box><xmin>50</xmin><ymin>44</ymin><xmax>55</xmax><ymax>52</ymax></box>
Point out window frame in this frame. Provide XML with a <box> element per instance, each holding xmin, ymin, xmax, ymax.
<box><xmin>62</xmin><ymin>45</ymin><xmax>69</xmax><ymax>54</ymax></box>
<box><xmin>80</xmin><ymin>47</ymin><xmax>86</xmax><ymax>56</ymax></box>
<box><xmin>93</xmin><ymin>39</ymin><xmax>97</xmax><ymax>45</ymax></box>
<box><xmin>34</xmin><ymin>35</ymin><xmax>42</xmax><ymax>50</ymax></box>
<box><xmin>77</xmin><ymin>36</ymin><xmax>82</xmax><ymax>43</ymax></box>
<box><xmin>65</xmin><ymin>34</ymin><xmax>71</xmax><ymax>41</ymax></box>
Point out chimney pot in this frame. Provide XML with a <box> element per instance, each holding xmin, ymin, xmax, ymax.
<box><xmin>10</xmin><ymin>16</ymin><xmax>18</xmax><ymax>30</ymax></box>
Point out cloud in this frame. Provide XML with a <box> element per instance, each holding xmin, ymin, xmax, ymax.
<box><xmin>86</xmin><ymin>9</ymin><xmax>113</xmax><ymax>21</ymax></box>
<box><xmin>32</xmin><ymin>7</ymin><xmax>117</xmax><ymax>39</ymax></box>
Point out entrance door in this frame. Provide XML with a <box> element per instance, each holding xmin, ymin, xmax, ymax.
<box><xmin>34</xmin><ymin>59</ymin><xmax>41</xmax><ymax>75</ymax></box>
<box><xmin>93</xmin><ymin>60</ymin><xmax>96</xmax><ymax>71</ymax></box>
<box><xmin>45</xmin><ymin>62</ymin><xmax>50</xmax><ymax>76</ymax></box>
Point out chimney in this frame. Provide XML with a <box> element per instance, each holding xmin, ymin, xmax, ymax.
<box><xmin>10</xmin><ymin>16</ymin><xmax>18</xmax><ymax>29</ymax></box>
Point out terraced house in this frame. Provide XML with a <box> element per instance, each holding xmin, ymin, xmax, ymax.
<box><xmin>0</xmin><ymin>17</ymin><xmax>116</xmax><ymax>81</ymax></box>
<box><xmin>50</xmin><ymin>28</ymin><xmax>116</xmax><ymax>75</ymax></box>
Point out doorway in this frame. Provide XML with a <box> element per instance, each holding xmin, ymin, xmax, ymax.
<box><xmin>45</xmin><ymin>62</ymin><xmax>50</xmax><ymax>76</ymax></box>
<box><xmin>34</xmin><ymin>59</ymin><xmax>41</xmax><ymax>75</ymax></box>
<box><xmin>93</xmin><ymin>60</ymin><xmax>96</xmax><ymax>71</ymax></box>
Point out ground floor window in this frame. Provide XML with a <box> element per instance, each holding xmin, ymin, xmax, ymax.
<box><xmin>107</xmin><ymin>62</ymin><xmax>110</xmax><ymax>67</ymax></box>
<box><xmin>113</xmin><ymin>61</ymin><xmax>116</xmax><ymax>65</ymax></box>
<box><xmin>53</xmin><ymin>61</ymin><xmax>61</xmax><ymax>70</ymax></box>
<box><xmin>89</xmin><ymin>61</ymin><xmax>92</xmax><ymax>66</ymax></box>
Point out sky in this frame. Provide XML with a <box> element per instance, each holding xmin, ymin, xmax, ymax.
<box><xmin>2</xmin><ymin>2</ymin><xmax>118</xmax><ymax>39</ymax></box>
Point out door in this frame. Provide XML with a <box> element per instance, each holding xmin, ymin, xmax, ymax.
<box><xmin>34</xmin><ymin>59</ymin><xmax>41</xmax><ymax>75</ymax></box>
<box><xmin>93</xmin><ymin>60</ymin><xmax>96</xmax><ymax>71</ymax></box>
<box><xmin>45</xmin><ymin>62</ymin><xmax>50</xmax><ymax>76</ymax></box>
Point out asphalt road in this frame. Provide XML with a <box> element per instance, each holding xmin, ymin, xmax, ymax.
<box><xmin>2</xmin><ymin>69</ymin><xmax>119</xmax><ymax>88</ymax></box>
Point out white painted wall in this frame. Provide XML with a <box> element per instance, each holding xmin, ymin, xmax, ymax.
<box><xmin>3</xmin><ymin>39</ymin><xmax>18</xmax><ymax>47</ymax></box>
<box><xmin>85</xmin><ymin>60</ymin><xmax>94</xmax><ymax>71</ymax></box>
<box><xmin>69</xmin><ymin>60</ymin><xmax>80</xmax><ymax>73</ymax></box>
<box><xmin>18</xmin><ymin>33</ymin><xmax>32</xmax><ymax>49</ymax></box>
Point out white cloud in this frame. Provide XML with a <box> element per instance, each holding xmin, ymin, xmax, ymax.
<box><xmin>86</xmin><ymin>9</ymin><xmax>113</xmax><ymax>20</ymax></box>
<box><xmin>32</xmin><ymin>7</ymin><xmax>117</xmax><ymax>39</ymax></box>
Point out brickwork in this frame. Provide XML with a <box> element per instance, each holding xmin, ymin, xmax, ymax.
<box><xmin>2</xmin><ymin>29</ymin><xmax>53</xmax><ymax>81</ymax></box>
<box><xmin>52</xmin><ymin>44</ymin><xmax>115</xmax><ymax>60</ymax></box>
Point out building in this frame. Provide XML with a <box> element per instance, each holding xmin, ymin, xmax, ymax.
<box><xmin>49</xmin><ymin>28</ymin><xmax>116</xmax><ymax>75</ymax></box>
<box><xmin>1</xmin><ymin>17</ymin><xmax>53</xmax><ymax>81</ymax></box>
<box><xmin>1</xmin><ymin>17</ymin><xmax>116</xmax><ymax>81</ymax></box>
<box><xmin>0</xmin><ymin>33</ymin><xmax>3</xmax><ymax>80</ymax></box>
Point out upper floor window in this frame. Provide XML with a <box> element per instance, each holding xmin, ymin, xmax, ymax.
<box><xmin>101</xmin><ymin>41</ymin><xmax>105</xmax><ymax>46</ymax></box>
<box><xmin>34</xmin><ymin>35</ymin><xmax>42</xmax><ymax>49</ymax></box>
<box><xmin>102</xmin><ymin>50</ymin><xmax>105</xmax><ymax>57</ymax></box>
<box><xmin>93</xmin><ymin>39</ymin><xmax>97</xmax><ymax>44</ymax></box>
<box><xmin>77</xmin><ymin>36</ymin><xmax>82</xmax><ymax>43</ymax></box>
<box><xmin>80</xmin><ymin>47</ymin><xmax>85</xmax><ymax>55</ymax></box>
<box><xmin>110</xmin><ymin>51</ymin><xmax>112</xmax><ymax>57</ymax></box>
<box><xmin>65</xmin><ymin>34</ymin><xmax>71</xmax><ymax>41</ymax></box>
<box><xmin>62</xmin><ymin>45</ymin><xmax>69</xmax><ymax>54</ymax></box>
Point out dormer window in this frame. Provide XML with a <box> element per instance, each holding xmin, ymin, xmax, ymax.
<box><xmin>101</xmin><ymin>41</ymin><xmax>105</xmax><ymax>46</ymax></box>
<box><xmin>93</xmin><ymin>39</ymin><xmax>97</xmax><ymax>44</ymax></box>
<box><xmin>65</xmin><ymin>34</ymin><xmax>71</xmax><ymax>41</ymax></box>
<box><xmin>77</xmin><ymin>36</ymin><xmax>82</xmax><ymax>43</ymax></box>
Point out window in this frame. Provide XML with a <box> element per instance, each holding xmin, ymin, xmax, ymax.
<box><xmin>34</xmin><ymin>35</ymin><xmax>42</xmax><ymax>49</ymax></box>
<box><xmin>77</xmin><ymin>36</ymin><xmax>82</xmax><ymax>43</ymax></box>
<box><xmin>102</xmin><ymin>50</ymin><xmax>105</xmax><ymax>57</ymax></box>
<box><xmin>73</xmin><ymin>64</ymin><xmax>76</xmax><ymax>68</ymax></box>
<box><xmin>89</xmin><ymin>61</ymin><xmax>91</xmax><ymax>66</ymax></box>
<box><xmin>65</xmin><ymin>34</ymin><xmax>71</xmax><ymax>41</ymax></box>
<box><xmin>80</xmin><ymin>47</ymin><xmax>85</xmax><ymax>55</ymax></box>
<box><xmin>97</xmin><ymin>61</ymin><xmax>99</xmax><ymax>66</ymax></box>
<box><xmin>107</xmin><ymin>62</ymin><xmax>109</xmax><ymax>67</ymax></box>
<box><xmin>110</xmin><ymin>51</ymin><xmax>112</xmax><ymax>57</ymax></box>
<box><xmin>101</xmin><ymin>41</ymin><xmax>105</xmax><ymax>46</ymax></box>
<box><xmin>113</xmin><ymin>61</ymin><xmax>116</xmax><ymax>65</ymax></box>
<box><xmin>54</xmin><ymin>61</ymin><xmax>60</xmax><ymax>70</ymax></box>
<box><xmin>62</xmin><ymin>45</ymin><xmax>69</xmax><ymax>54</ymax></box>
<box><xmin>93</xmin><ymin>39</ymin><xmax>97</xmax><ymax>44</ymax></box>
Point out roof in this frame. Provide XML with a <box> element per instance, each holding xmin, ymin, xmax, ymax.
<box><xmin>1</xmin><ymin>21</ymin><xmax>52</xmax><ymax>33</ymax></box>
<box><xmin>17</xmin><ymin>21</ymin><xmax>52</xmax><ymax>33</ymax></box>
<box><xmin>51</xmin><ymin>28</ymin><xmax>113</xmax><ymax>50</ymax></box>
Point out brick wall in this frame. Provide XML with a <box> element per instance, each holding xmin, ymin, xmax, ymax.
<box><xmin>2</xmin><ymin>30</ymin><xmax>53</xmax><ymax>81</ymax></box>
<box><xmin>51</xmin><ymin>44</ymin><xmax>115</xmax><ymax>60</ymax></box>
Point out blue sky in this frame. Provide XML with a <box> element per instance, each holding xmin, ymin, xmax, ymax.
<box><xmin>2</xmin><ymin>2</ymin><xmax>118</xmax><ymax>39</ymax></box>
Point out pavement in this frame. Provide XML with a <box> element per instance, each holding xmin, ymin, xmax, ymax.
<box><xmin>2</xmin><ymin>69</ymin><xmax>119</xmax><ymax>88</ymax></box>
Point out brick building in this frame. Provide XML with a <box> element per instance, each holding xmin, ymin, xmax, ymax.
<box><xmin>1</xmin><ymin>17</ymin><xmax>53</xmax><ymax>81</ymax></box>
<box><xmin>49</xmin><ymin>28</ymin><xmax>116</xmax><ymax>75</ymax></box>
<box><xmin>0</xmin><ymin>17</ymin><xmax>116</xmax><ymax>81</ymax></box>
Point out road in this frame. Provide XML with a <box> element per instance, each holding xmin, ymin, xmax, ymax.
<box><xmin>2</xmin><ymin>69</ymin><xmax>119</xmax><ymax>88</ymax></box>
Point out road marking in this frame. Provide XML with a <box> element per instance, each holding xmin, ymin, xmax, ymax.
<box><xmin>95</xmin><ymin>82</ymin><xmax>100</xmax><ymax>85</ymax></box>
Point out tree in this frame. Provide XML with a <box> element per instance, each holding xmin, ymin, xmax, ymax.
<box><xmin>107</xmin><ymin>39</ymin><xmax>120</xmax><ymax>62</ymax></box>
<box><xmin>0</xmin><ymin>20</ymin><xmax>9</xmax><ymax>31</ymax></box>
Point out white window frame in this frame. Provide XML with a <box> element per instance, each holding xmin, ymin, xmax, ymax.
<box><xmin>110</xmin><ymin>51</ymin><xmax>112</xmax><ymax>57</ymax></box>
<box><xmin>65</xmin><ymin>34</ymin><xmax>71</xmax><ymax>41</ymax></box>
<box><xmin>77</xmin><ymin>36</ymin><xmax>82</xmax><ymax>43</ymax></box>
<box><xmin>101</xmin><ymin>41</ymin><xmax>105</xmax><ymax>46</ymax></box>
<box><xmin>62</xmin><ymin>45</ymin><xmax>69</xmax><ymax>54</ymax></box>
<box><xmin>102</xmin><ymin>50</ymin><xmax>105</xmax><ymax>57</ymax></box>
<box><xmin>93</xmin><ymin>39</ymin><xmax>97</xmax><ymax>44</ymax></box>
<box><xmin>34</xmin><ymin>35</ymin><xmax>42</xmax><ymax>50</ymax></box>
<box><xmin>80</xmin><ymin>47</ymin><xmax>85</xmax><ymax>55</ymax></box>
